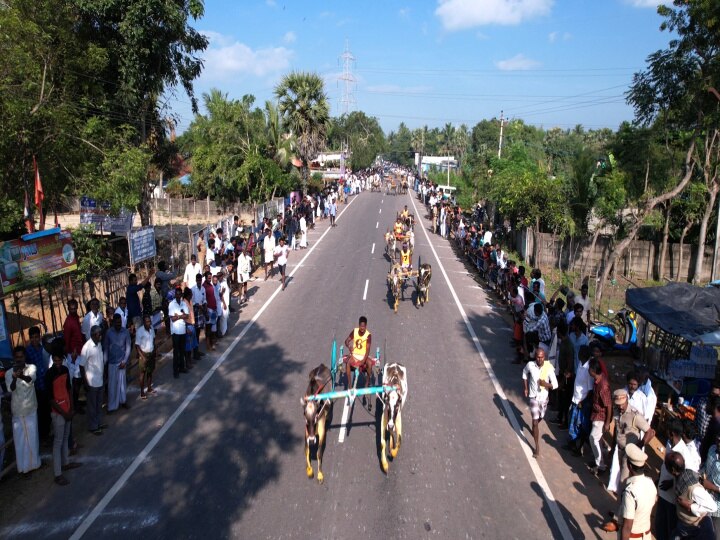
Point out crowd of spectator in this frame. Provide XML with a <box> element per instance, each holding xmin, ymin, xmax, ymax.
<box><xmin>416</xmin><ymin>178</ymin><xmax>720</xmax><ymax>539</ymax></box>
<box><xmin>0</xmin><ymin>173</ymin><xmax>382</xmax><ymax>488</ymax></box>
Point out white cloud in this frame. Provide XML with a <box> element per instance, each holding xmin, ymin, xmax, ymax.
<box><xmin>624</xmin><ymin>0</ymin><xmax>672</xmax><ymax>7</ymax></box>
<box><xmin>266</xmin><ymin>0</ymin><xmax>276</xmax><ymax>6</ymax></box>
<box><xmin>283</xmin><ymin>31</ymin><xmax>296</xmax><ymax>44</ymax></box>
<box><xmin>399</xmin><ymin>7</ymin><xmax>410</xmax><ymax>17</ymax></box>
<box><xmin>201</xmin><ymin>33</ymin><xmax>293</xmax><ymax>79</ymax></box>
<box><xmin>435</xmin><ymin>0</ymin><xmax>553</xmax><ymax>30</ymax></box>
<box><xmin>548</xmin><ymin>30</ymin><xmax>571</xmax><ymax>43</ymax></box>
<box><xmin>496</xmin><ymin>54</ymin><xmax>541</xmax><ymax>71</ymax></box>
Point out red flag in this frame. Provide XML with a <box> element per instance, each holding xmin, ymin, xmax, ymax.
<box><xmin>33</xmin><ymin>156</ymin><xmax>45</xmax><ymax>230</ymax></box>
<box><xmin>23</xmin><ymin>189</ymin><xmax>34</xmax><ymax>234</ymax></box>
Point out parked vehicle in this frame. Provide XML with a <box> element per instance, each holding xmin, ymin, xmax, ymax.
<box><xmin>589</xmin><ymin>308</ymin><xmax>639</xmax><ymax>357</ymax></box>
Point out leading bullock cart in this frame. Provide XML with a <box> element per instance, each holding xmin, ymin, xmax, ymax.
<box><xmin>301</xmin><ymin>339</ymin><xmax>408</xmax><ymax>482</ymax></box>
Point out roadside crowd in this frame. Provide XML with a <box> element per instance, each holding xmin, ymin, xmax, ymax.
<box><xmin>1</xmin><ymin>177</ymin><xmax>373</xmax><ymax>489</ymax></box>
<box><xmin>418</xmin><ymin>179</ymin><xmax>720</xmax><ymax>540</ymax></box>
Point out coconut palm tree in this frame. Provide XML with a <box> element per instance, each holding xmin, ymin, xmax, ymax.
<box><xmin>264</xmin><ymin>100</ymin><xmax>296</xmax><ymax>168</ymax></box>
<box><xmin>274</xmin><ymin>71</ymin><xmax>330</xmax><ymax>192</ymax></box>
<box><xmin>440</xmin><ymin>123</ymin><xmax>455</xmax><ymax>156</ymax></box>
<box><xmin>454</xmin><ymin>124</ymin><xmax>470</xmax><ymax>165</ymax></box>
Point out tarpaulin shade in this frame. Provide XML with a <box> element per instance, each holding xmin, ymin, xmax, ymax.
<box><xmin>626</xmin><ymin>283</ymin><xmax>720</xmax><ymax>345</ymax></box>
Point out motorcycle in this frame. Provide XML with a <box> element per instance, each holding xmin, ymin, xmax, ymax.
<box><xmin>589</xmin><ymin>308</ymin><xmax>639</xmax><ymax>357</ymax></box>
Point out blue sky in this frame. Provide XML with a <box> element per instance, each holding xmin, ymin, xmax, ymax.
<box><xmin>167</xmin><ymin>0</ymin><xmax>675</xmax><ymax>135</ymax></box>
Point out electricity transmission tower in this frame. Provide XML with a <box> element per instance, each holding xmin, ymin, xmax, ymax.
<box><xmin>339</xmin><ymin>40</ymin><xmax>356</xmax><ymax>115</ymax></box>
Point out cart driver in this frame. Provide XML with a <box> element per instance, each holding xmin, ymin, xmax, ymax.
<box><xmin>400</xmin><ymin>242</ymin><xmax>412</xmax><ymax>270</ymax></box>
<box><xmin>400</xmin><ymin>206</ymin><xmax>409</xmax><ymax>220</ymax></box>
<box><xmin>393</xmin><ymin>217</ymin><xmax>405</xmax><ymax>239</ymax></box>
<box><xmin>344</xmin><ymin>316</ymin><xmax>373</xmax><ymax>388</ymax></box>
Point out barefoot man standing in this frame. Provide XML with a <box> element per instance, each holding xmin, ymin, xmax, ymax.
<box><xmin>523</xmin><ymin>346</ymin><xmax>558</xmax><ymax>458</ymax></box>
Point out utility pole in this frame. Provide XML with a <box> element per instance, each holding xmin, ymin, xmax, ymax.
<box><xmin>712</xmin><ymin>197</ymin><xmax>720</xmax><ymax>281</ymax></box>
<box><xmin>339</xmin><ymin>40</ymin><xmax>356</xmax><ymax>115</ymax></box>
<box><xmin>498</xmin><ymin>110</ymin><xmax>505</xmax><ymax>158</ymax></box>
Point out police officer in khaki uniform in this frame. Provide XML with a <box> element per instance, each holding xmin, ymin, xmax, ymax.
<box><xmin>610</xmin><ymin>389</ymin><xmax>656</xmax><ymax>491</ymax></box>
<box><xmin>616</xmin><ymin>443</ymin><xmax>657</xmax><ymax>539</ymax></box>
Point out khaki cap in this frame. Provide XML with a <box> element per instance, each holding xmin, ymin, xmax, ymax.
<box><xmin>625</xmin><ymin>443</ymin><xmax>648</xmax><ymax>467</ymax></box>
<box><xmin>613</xmin><ymin>389</ymin><xmax>629</xmax><ymax>403</ymax></box>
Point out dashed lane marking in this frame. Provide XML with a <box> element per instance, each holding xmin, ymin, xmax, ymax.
<box><xmin>69</xmin><ymin>193</ymin><xmax>360</xmax><ymax>539</ymax></box>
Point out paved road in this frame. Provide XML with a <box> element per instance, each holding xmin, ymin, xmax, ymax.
<box><xmin>1</xmin><ymin>190</ymin><xmax>588</xmax><ymax>539</ymax></box>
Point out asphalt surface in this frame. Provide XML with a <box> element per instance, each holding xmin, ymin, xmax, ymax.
<box><xmin>0</xmin><ymin>189</ymin><xmax>613</xmax><ymax>539</ymax></box>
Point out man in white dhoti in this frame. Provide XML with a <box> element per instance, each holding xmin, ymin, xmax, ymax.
<box><xmin>103</xmin><ymin>314</ymin><xmax>131</xmax><ymax>412</ymax></box>
<box><xmin>6</xmin><ymin>346</ymin><xmax>41</xmax><ymax>474</ymax></box>
<box><xmin>299</xmin><ymin>215</ymin><xmax>308</xmax><ymax>248</ymax></box>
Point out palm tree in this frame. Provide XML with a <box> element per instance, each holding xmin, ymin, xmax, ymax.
<box><xmin>454</xmin><ymin>124</ymin><xmax>470</xmax><ymax>165</ymax></box>
<box><xmin>440</xmin><ymin>123</ymin><xmax>455</xmax><ymax>156</ymax></box>
<box><xmin>264</xmin><ymin>100</ymin><xmax>295</xmax><ymax>168</ymax></box>
<box><xmin>274</xmin><ymin>71</ymin><xmax>330</xmax><ymax>193</ymax></box>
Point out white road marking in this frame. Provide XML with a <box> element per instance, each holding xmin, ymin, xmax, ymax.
<box><xmin>371</xmin><ymin>243</ymin><xmax>375</xmax><ymax>254</ymax></box>
<box><xmin>70</xmin><ymin>195</ymin><xmax>360</xmax><ymax>540</ymax></box>
<box><xmin>376</xmin><ymin>221</ymin><xmax>379</xmax><ymax>229</ymax></box>
<box><xmin>363</xmin><ymin>279</ymin><xmax>369</xmax><ymax>300</ymax></box>
<box><xmin>409</xmin><ymin>195</ymin><xmax>573</xmax><ymax>540</ymax></box>
<box><xmin>379</xmin><ymin>208</ymin><xmax>382</xmax><ymax>214</ymax></box>
<box><xmin>338</xmin><ymin>396</ymin><xmax>352</xmax><ymax>443</ymax></box>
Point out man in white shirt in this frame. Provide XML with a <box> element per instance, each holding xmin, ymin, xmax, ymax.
<box><xmin>273</xmin><ymin>237</ymin><xmax>290</xmax><ymax>291</ymax></box>
<box><xmin>639</xmin><ymin>367</ymin><xmax>657</xmax><ymax>424</ymax></box>
<box><xmin>657</xmin><ymin>421</ymin><xmax>692</xmax><ymax>540</ymax></box>
<box><xmin>627</xmin><ymin>371</ymin><xmax>649</xmax><ymax>422</ymax></box>
<box><xmin>6</xmin><ymin>346</ymin><xmax>40</xmax><ymax>474</ymax></box>
<box><xmin>81</xmin><ymin>298</ymin><xmax>103</xmax><ymax>342</ymax></box>
<box><xmin>183</xmin><ymin>254</ymin><xmax>202</xmax><ymax>288</ymax></box>
<box><xmin>114</xmin><ymin>296</ymin><xmax>128</xmax><ymax>328</ymax></box>
<box><xmin>168</xmin><ymin>287</ymin><xmax>189</xmax><ymax>377</ymax></box>
<box><xmin>299</xmin><ymin>215</ymin><xmax>307</xmax><ymax>248</ymax></box>
<box><xmin>666</xmin><ymin>452</ymin><xmax>717</xmax><ymax>538</ymax></box>
<box><xmin>567</xmin><ymin>345</ymin><xmax>594</xmax><ymax>455</ymax></box>
<box><xmin>135</xmin><ymin>314</ymin><xmax>156</xmax><ymax>400</ymax></box>
<box><xmin>522</xmin><ymin>347</ymin><xmax>558</xmax><ymax>458</ymax></box>
<box><xmin>263</xmin><ymin>228</ymin><xmax>276</xmax><ymax>281</ymax></box>
<box><xmin>575</xmin><ymin>283</ymin><xmax>592</xmax><ymax>326</ymax></box>
<box><xmin>80</xmin><ymin>326</ymin><xmax>105</xmax><ymax>435</ymax></box>
<box><xmin>215</xmin><ymin>272</ymin><xmax>230</xmax><ymax>337</ymax></box>
<box><xmin>190</xmin><ymin>274</ymin><xmax>206</xmax><ymax>356</ymax></box>
<box><xmin>236</xmin><ymin>250</ymin><xmax>252</xmax><ymax>304</ymax></box>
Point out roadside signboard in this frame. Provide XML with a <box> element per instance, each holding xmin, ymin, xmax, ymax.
<box><xmin>0</xmin><ymin>229</ymin><xmax>77</xmax><ymax>294</ymax></box>
<box><xmin>80</xmin><ymin>196</ymin><xmax>134</xmax><ymax>234</ymax></box>
<box><xmin>129</xmin><ymin>226</ymin><xmax>156</xmax><ymax>265</ymax></box>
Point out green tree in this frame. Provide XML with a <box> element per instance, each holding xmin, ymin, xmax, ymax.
<box><xmin>274</xmin><ymin>71</ymin><xmax>330</xmax><ymax>193</ymax></box>
<box><xmin>327</xmin><ymin>111</ymin><xmax>386</xmax><ymax>170</ymax></box>
<box><xmin>489</xmin><ymin>144</ymin><xmax>574</xmax><ymax>264</ymax></box>
<box><xmin>386</xmin><ymin>122</ymin><xmax>413</xmax><ymax>166</ymax></box>
<box><xmin>181</xmin><ymin>90</ymin><xmax>295</xmax><ymax>204</ymax></box>
<box><xmin>594</xmin><ymin>0</ymin><xmax>720</xmax><ymax>299</ymax></box>
<box><xmin>264</xmin><ymin>100</ymin><xmax>296</xmax><ymax>168</ymax></box>
<box><xmin>0</xmin><ymin>0</ymin><xmax>208</xmax><ymax>230</ymax></box>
